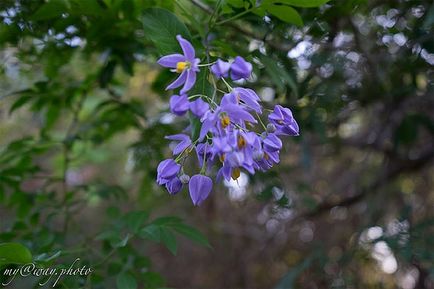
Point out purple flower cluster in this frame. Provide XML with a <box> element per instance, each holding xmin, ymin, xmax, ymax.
<box><xmin>156</xmin><ymin>35</ymin><xmax>299</xmax><ymax>206</ymax></box>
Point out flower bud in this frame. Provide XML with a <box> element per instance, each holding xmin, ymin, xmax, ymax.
<box><xmin>253</xmin><ymin>150</ymin><xmax>264</xmax><ymax>161</ymax></box>
<box><xmin>179</xmin><ymin>174</ymin><xmax>190</xmax><ymax>184</ymax></box>
<box><xmin>266</xmin><ymin>123</ymin><xmax>276</xmax><ymax>133</ymax></box>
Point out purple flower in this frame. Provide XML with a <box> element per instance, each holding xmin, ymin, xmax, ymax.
<box><xmin>268</xmin><ymin>105</ymin><xmax>299</xmax><ymax>136</ymax></box>
<box><xmin>165</xmin><ymin>134</ymin><xmax>191</xmax><ymax>155</ymax></box>
<box><xmin>157</xmin><ymin>159</ymin><xmax>180</xmax><ymax>185</ymax></box>
<box><xmin>169</xmin><ymin>94</ymin><xmax>189</xmax><ymax>116</ymax></box>
<box><xmin>211</xmin><ymin>59</ymin><xmax>231</xmax><ymax>78</ymax></box>
<box><xmin>189</xmin><ymin>98</ymin><xmax>209</xmax><ymax>118</ymax></box>
<box><xmin>230</xmin><ymin>56</ymin><xmax>252</xmax><ymax>80</ymax></box>
<box><xmin>166</xmin><ymin>177</ymin><xmax>183</xmax><ymax>195</ymax></box>
<box><xmin>199</xmin><ymin>102</ymin><xmax>257</xmax><ymax>140</ymax></box>
<box><xmin>189</xmin><ymin>174</ymin><xmax>213</xmax><ymax>206</ymax></box>
<box><xmin>263</xmin><ymin>133</ymin><xmax>282</xmax><ymax>152</ymax></box>
<box><xmin>232</xmin><ymin>87</ymin><xmax>262</xmax><ymax>113</ymax></box>
<box><xmin>157</xmin><ymin>35</ymin><xmax>200</xmax><ymax>94</ymax></box>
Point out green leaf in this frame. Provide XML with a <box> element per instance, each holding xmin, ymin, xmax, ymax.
<box><xmin>189</xmin><ymin>112</ymin><xmax>202</xmax><ymax>142</ymax></box>
<box><xmin>0</xmin><ymin>243</ymin><xmax>32</xmax><ymax>265</ymax></box>
<box><xmin>9</xmin><ymin>95</ymin><xmax>33</xmax><ymax>114</ymax></box>
<box><xmin>160</xmin><ymin>228</ymin><xmax>177</xmax><ymax>255</ymax></box>
<box><xmin>31</xmin><ymin>0</ymin><xmax>69</xmax><ymax>21</ymax></box>
<box><xmin>141</xmin><ymin>8</ymin><xmax>191</xmax><ymax>55</ymax></box>
<box><xmin>152</xmin><ymin>216</ymin><xmax>183</xmax><ymax>226</ymax></box>
<box><xmin>261</xmin><ymin>55</ymin><xmax>298</xmax><ymax>96</ymax></box>
<box><xmin>173</xmin><ymin>224</ymin><xmax>211</xmax><ymax>248</ymax></box>
<box><xmin>267</xmin><ymin>5</ymin><xmax>303</xmax><ymax>26</ymax></box>
<box><xmin>267</xmin><ymin>0</ymin><xmax>330</xmax><ymax>8</ymax></box>
<box><xmin>116</xmin><ymin>272</ymin><xmax>137</xmax><ymax>289</ymax></box>
<box><xmin>139</xmin><ymin>224</ymin><xmax>161</xmax><ymax>242</ymax></box>
<box><xmin>226</xmin><ymin>0</ymin><xmax>245</xmax><ymax>8</ymax></box>
<box><xmin>112</xmin><ymin>234</ymin><xmax>130</xmax><ymax>248</ymax></box>
<box><xmin>123</xmin><ymin>211</ymin><xmax>149</xmax><ymax>233</ymax></box>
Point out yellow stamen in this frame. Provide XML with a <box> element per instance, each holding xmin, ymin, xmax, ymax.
<box><xmin>176</xmin><ymin>61</ymin><xmax>189</xmax><ymax>73</ymax></box>
<box><xmin>277</xmin><ymin>120</ymin><xmax>284</xmax><ymax>125</ymax></box>
<box><xmin>219</xmin><ymin>154</ymin><xmax>226</xmax><ymax>163</ymax></box>
<box><xmin>237</xmin><ymin>135</ymin><xmax>246</xmax><ymax>149</ymax></box>
<box><xmin>264</xmin><ymin>153</ymin><xmax>269</xmax><ymax>160</ymax></box>
<box><xmin>221</xmin><ymin>115</ymin><xmax>230</xmax><ymax>128</ymax></box>
<box><xmin>231</xmin><ymin>167</ymin><xmax>240</xmax><ymax>180</ymax></box>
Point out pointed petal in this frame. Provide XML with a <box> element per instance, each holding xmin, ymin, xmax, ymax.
<box><xmin>166</xmin><ymin>70</ymin><xmax>187</xmax><ymax>90</ymax></box>
<box><xmin>173</xmin><ymin>140</ymin><xmax>191</xmax><ymax>155</ymax></box>
<box><xmin>157</xmin><ymin>54</ymin><xmax>185</xmax><ymax>68</ymax></box>
<box><xmin>165</xmin><ymin>134</ymin><xmax>189</xmax><ymax>141</ymax></box>
<box><xmin>189</xmin><ymin>175</ymin><xmax>212</xmax><ymax>205</ymax></box>
<box><xmin>180</xmin><ymin>70</ymin><xmax>196</xmax><ymax>94</ymax></box>
<box><xmin>176</xmin><ymin>35</ymin><xmax>195</xmax><ymax>60</ymax></box>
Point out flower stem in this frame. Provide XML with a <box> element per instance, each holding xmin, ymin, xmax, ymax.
<box><xmin>198</xmin><ymin>61</ymin><xmax>217</xmax><ymax>67</ymax></box>
<box><xmin>216</xmin><ymin>7</ymin><xmax>256</xmax><ymax>25</ymax></box>
<box><xmin>255</xmin><ymin>111</ymin><xmax>267</xmax><ymax>131</ymax></box>
<box><xmin>221</xmin><ymin>77</ymin><xmax>233</xmax><ymax>91</ymax></box>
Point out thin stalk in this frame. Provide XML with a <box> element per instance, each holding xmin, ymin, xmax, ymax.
<box><xmin>216</xmin><ymin>7</ymin><xmax>255</xmax><ymax>25</ymax></box>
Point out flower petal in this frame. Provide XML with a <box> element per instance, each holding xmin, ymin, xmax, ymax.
<box><xmin>189</xmin><ymin>174</ymin><xmax>213</xmax><ymax>206</ymax></box>
<box><xmin>157</xmin><ymin>54</ymin><xmax>185</xmax><ymax>68</ymax></box>
<box><xmin>166</xmin><ymin>70</ymin><xmax>187</xmax><ymax>90</ymax></box>
<box><xmin>180</xmin><ymin>70</ymin><xmax>196</xmax><ymax>94</ymax></box>
<box><xmin>176</xmin><ymin>35</ymin><xmax>195</xmax><ymax>60</ymax></box>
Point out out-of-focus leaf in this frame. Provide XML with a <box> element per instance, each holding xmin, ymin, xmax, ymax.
<box><xmin>31</xmin><ymin>0</ymin><xmax>69</xmax><ymax>21</ymax></box>
<box><xmin>9</xmin><ymin>95</ymin><xmax>33</xmax><ymax>114</ymax></box>
<box><xmin>0</xmin><ymin>243</ymin><xmax>32</xmax><ymax>266</ymax></box>
<box><xmin>189</xmin><ymin>112</ymin><xmax>202</xmax><ymax>142</ymax></box>
<box><xmin>139</xmin><ymin>224</ymin><xmax>161</xmax><ymax>242</ymax></box>
<box><xmin>152</xmin><ymin>216</ymin><xmax>183</xmax><ymax>226</ymax></box>
<box><xmin>141</xmin><ymin>8</ymin><xmax>191</xmax><ymax>55</ymax></box>
<box><xmin>264</xmin><ymin>0</ymin><xmax>330</xmax><ymax>8</ymax></box>
<box><xmin>123</xmin><ymin>211</ymin><xmax>149</xmax><ymax>233</ymax></box>
<box><xmin>116</xmin><ymin>272</ymin><xmax>137</xmax><ymax>289</ymax></box>
<box><xmin>160</xmin><ymin>228</ymin><xmax>177</xmax><ymax>255</ymax></box>
<box><xmin>172</xmin><ymin>224</ymin><xmax>211</xmax><ymax>248</ymax></box>
<box><xmin>267</xmin><ymin>4</ymin><xmax>303</xmax><ymax>26</ymax></box>
<box><xmin>261</xmin><ymin>56</ymin><xmax>298</xmax><ymax>96</ymax></box>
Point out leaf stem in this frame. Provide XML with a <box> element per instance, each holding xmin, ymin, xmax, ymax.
<box><xmin>216</xmin><ymin>7</ymin><xmax>256</xmax><ymax>25</ymax></box>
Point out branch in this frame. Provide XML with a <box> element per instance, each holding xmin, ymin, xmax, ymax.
<box><xmin>298</xmin><ymin>148</ymin><xmax>434</xmax><ymax>219</ymax></box>
<box><xmin>189</xmin><ymin>0</ymin><xmax>294</xmax><ymax>51</ymax></box>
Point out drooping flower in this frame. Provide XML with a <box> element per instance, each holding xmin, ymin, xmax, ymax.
<box><xmin>155</xmin><ymin>35</ymin><xmax>301</xmax><ymax>206</ymax></box>
<box><xmin>231</xmin><ymin>87</ymin><xmax>262</xmax><ymax>113</ymax></box>
<box><xmin>211</xmin><ymin>59</ymin><xmax>231</xmax><ymax>78</ymax></box>
<box><xmin>268</xmin><ymin>105</ymin><xmax>299</xmax><ymax>136</ymax></box>
<box><xmin>165</xmin><ymin>134</ymin><xmax>191</xmax><ymax>155</ymax></box>
<box><xmin>157</xmin><ymin>159</ymin><xmax>180</xmax><ymax>185</ymax></box>
<box><xmin>189</xmin><ymin>98</ymin><xmax>209</xmax><ymax>118</ymax></box>
<box><xmin>199</xmin><ymin>101</ymin><xmax>257</xmax><ymax>141</ymax></box>
<box><xmin>263</xmin><ymin>133</ymin><xmax>282</xmax><ymax>152</ymax></box>
<box><xmin>157</xmin><ymin>35</ymin><xmax>200</xmax><ymax>94</ymax></box>
<box><xmin>166</xmin><ymin>177</ymin><xmax>183</xmax><ymax>195</ymax></box>
<box><xmin>169</xmin><ymin>94</ymin><xmax>189</xmax><ymax>116</ymax></box>
<box><xmin>189</xmin><ymin>174</ymin><xmax>213</xmax><ymax>206</ymax></box>
<box><xmin>230</xmin><ymin>56</ymin><xmax>252</xmax><ymax>80</ymax></box>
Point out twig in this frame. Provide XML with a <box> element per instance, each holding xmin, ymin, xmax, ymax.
<box><xmin>296</xmin><ymin>148</ymin><xmax>434</xmax><ymax>220</ymax></box>
<box><xmin>189</xmin><ymin>0</ymin><xmax>294</xmax><ymax>51</ymax></box>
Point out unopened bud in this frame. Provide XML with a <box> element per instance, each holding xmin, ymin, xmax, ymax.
<box><xmin>253</xmin><ymin>150</ymin><xmax>264</xmax><ymax>161</ymax></box>
<box><xmin>179</xmin><ymin>174</ymin><xmax>190</xmax><ymax>184</ymax></box>
<box><xmin>266</xmin><ymin>123</ymin><xmax>276</xmax><ymax>133</ymax></box>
